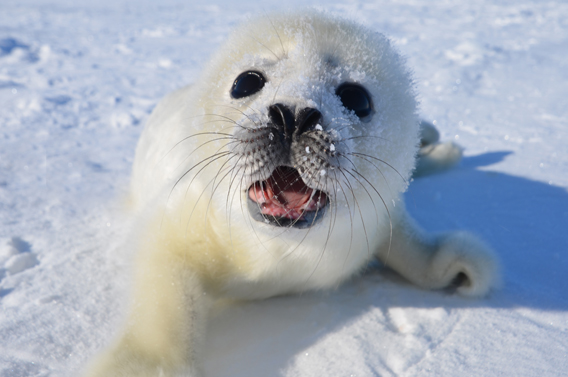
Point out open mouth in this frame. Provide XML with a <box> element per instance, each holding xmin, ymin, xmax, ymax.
<box><xmin>247</xmin><ymin>166</ymin><xmax>329</xmax><ymax>229</ymax></box>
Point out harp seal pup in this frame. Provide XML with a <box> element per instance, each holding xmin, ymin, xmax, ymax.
<box><xmin>84</xmin><ymin>10</ymin><xmax>499</xmax><ymax>377</ymax></box>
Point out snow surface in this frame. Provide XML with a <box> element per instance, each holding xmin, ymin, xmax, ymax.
<box><xmin>1</xmin><ymin>0</ymin><xmax>568</xmax><ymax>376</ymax></box>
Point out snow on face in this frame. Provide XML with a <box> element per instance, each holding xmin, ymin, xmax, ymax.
<box><xmin>196</xmin><ymin>12</ymin><xmax>419</xmax><ymax>203</ymax></box>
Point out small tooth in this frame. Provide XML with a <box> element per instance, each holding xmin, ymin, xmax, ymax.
<box><xmin>255</xmin><ymin>195</ymin><xmax>266</xmax><ymax>204</ymax></box>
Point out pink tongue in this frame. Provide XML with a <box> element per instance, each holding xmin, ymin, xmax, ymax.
<box><xmin>248</xmin><ymin>167</ymin><xmax>326</xmax><ymax>220</ymax></box>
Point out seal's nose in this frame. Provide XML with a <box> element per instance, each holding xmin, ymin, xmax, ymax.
<box><xmin>268</xmin><ymin>104</ymin><xmax>322</xmax><ymax>141</ymax></box>
<box><xmin>296</xmin><ymin>107</ymin><xmax>322</xmax><ymax>135</ymax></box>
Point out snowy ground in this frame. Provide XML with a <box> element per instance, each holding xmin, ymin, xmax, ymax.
<box><xmin>1</xmin><ymin>0</ymin><xmax>567</xmax><ymax>376</ymax></box>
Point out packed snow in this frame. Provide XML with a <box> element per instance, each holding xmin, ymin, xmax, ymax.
<box><xmin>1</xmin><ymin>0</ymin><xmax>567</xmax><ymax>376</ymax></box>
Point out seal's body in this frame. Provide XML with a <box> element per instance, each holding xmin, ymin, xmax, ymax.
<box><xmin>85</xmin><ymin>11</ymin><xmax>498</xmax><ymax>377</ymax></box>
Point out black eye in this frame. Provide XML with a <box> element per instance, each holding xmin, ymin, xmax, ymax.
<box><xmin>335</xmin><ymin>83</ymin><xmax>373</xmax><ymax>119</ymax></box>
<box><xmin>231</xmin><ymin>71</ymin><xmax>266</xmax><ymax>99</ymax></box>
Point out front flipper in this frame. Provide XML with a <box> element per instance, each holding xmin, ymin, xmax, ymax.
<box><xmin>413</xmin><ymin>120</ymin><xmax>463</xmax><ymax>178</ymax></box>
<box><xmin>83</xmin><ymin>239</ymin><xmax>209</xmax><ymax>377</ymax></box>
<box><xmin>377</xmin><ymin>207</ymin><xmax>500</xmax><ymax>297</ymax></box>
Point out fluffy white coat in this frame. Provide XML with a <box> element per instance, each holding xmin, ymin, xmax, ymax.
<box><xmin>84</xmin><ymin>10</ymin><xmax>499</xmax><ymax>377</ymax></box>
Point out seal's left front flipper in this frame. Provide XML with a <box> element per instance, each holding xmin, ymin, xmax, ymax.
<box><xmin>413</xmin><ymin>120</ymin><xmax>463</xmax><ymax>177</ymax></box>
<box><xmin>376</xmin><ymin>206</ymin><xmax>500</xmax><ymax>297</ymax></box>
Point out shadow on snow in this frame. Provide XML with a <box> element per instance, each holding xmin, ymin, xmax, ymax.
<box><xmin>200</xmin><ymin>151</ymin><xmax>568</xmax><ymax>376</ymax></box>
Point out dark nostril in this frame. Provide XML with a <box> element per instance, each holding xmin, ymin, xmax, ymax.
<box><xmin>296</xmin><ymin>108</ymin><xmax>322</xmax><ymax>135</ymax></box>
<box><xmin>268</xmin><ymin>104</ymin><xmax>322</xmax><ymax>140</ymax></box>
<box><xmin>268</xmin><ymin>103</ymin><xmax>295</xmax><ymax>139</ymax></box>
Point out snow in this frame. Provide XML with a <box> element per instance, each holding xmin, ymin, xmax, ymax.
<box><xmin>1</xmin><ymin>0</ymin><xmax>567</xmax><ymax>376</ymax></box>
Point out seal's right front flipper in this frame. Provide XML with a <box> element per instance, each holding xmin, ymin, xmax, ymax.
<box><xmin>413</xmin><ymin>120</ymin><xmax>463</xmax><ymax>177</ymax></box>
<box><xmin>83</xmin><ymin>236</ymin><xmax>209</xmax><ymax>377</ymax></box>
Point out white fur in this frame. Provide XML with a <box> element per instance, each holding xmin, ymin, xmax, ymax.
<box><xmin>84</xmin><ymin>10</ymin><xmax>499</xmax><ymax>377</ymax></box>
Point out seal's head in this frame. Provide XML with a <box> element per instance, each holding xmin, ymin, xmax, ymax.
<box><xmin>130</xmin><ymin>11</ymin><xmax>419</xmax><ymax>279</ymax></box>
<box><xmin>220</xmin><ymin>12</ymin><xmax>417</xmax><ymax>229</ymax></box>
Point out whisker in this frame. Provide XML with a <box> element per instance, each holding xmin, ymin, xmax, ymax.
<box><xmin>168</xmin><ymin>151</ymin><xmax>232</xmax><ymax>211</ymax></box>
<box><xmin>212</xmin><ymin>104</ymin><xmax>263</xmax><ymax>126</ymax></box>
<box><xmin>349</xmin><ymin>152</ymin><xmax>407</xmax><ymax>184</ymax></box>
<box><xmin>303</xmin><ymin>172</ymin><xmax>335</xmax><ymax>283</ymax></box>
<box><xmin>171</xmin><ymin>137</ymin><xmax>239</xmax><ymax>182</ymax></box>
<box><xmin>226</xmin><ymin>160</ymin><xmax>249</xmax><ymax>252</ymax></box>
<box><xmin>348</xmin><ymin>168</ymin><xmax>393</xmax><ymax>263</ymax></box>
<box><xmin>271</xmin><ymin>79</ymin><xmax>284</xmax><ymax>104</ymax></box>
<box><xmin>153</xmin><ymin>131</ymin><xmax>233</xmax><ymax>171</ymax></box>
<box><xmin>264</xmin><ymin>11</ymin><xmax>286</xmax><ymax>56</ymax></box>
<box><xmin>331</xmin><ymin>169</ymin><xmax>355</xmax><ymax>267</ymax></box>
<box><xmin>247</xmin><ymin>33</ymin><xmax>280</xmax><ymax>60</ymax></box>
<box><xmin>235</xmin><ymin>144</ymin><xmax>276</xmax><ymax>254</ymax></box>
<box><xmin>349</xmin><ymin>152</ymin><xmax>395</xmax><ymax>201</ymax></box>
<box><xmin>339</xmin><ymin>154</ymin><xmax>381</xmax><ymax>226</ymax></box>
<box><xmin>180</xmin><ymin>151</ymin><xmax>235</xmax><ymax>230</ymax></box>
<box><xmin>202</xmin><ymin>156</ymin><xmax>241</xmax><ymax>230</ymax></box>
<box><xmin>336</xmin><ymin>168</ymin><xmax>371</xmax><ymax>257</ymax></box>
<box><xmin>340</xmin><ymin>134</ymin><xmax>387</xmax><ymax>142</ymax></box>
